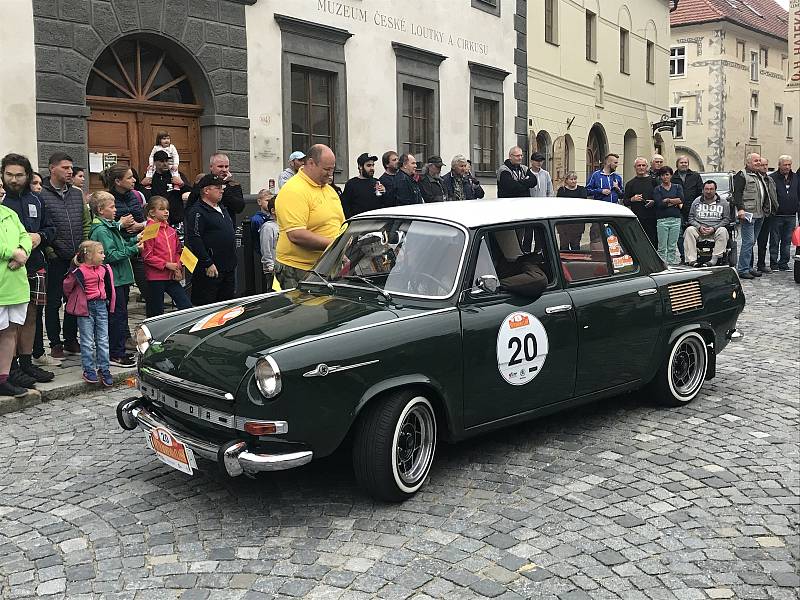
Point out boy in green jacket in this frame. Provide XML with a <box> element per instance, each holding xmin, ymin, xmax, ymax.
<box><xmin>88</xmin><ymin>191</ymin><xmax>141</xmax><ymax>367</ymax></box>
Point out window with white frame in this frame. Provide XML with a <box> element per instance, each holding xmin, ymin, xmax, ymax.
<box><xmin>646</xmin><ymin>41</ymin><xmax>655</xmax><ymax>83</ymax></box>
<box><xmin>585</xmin><ymin>10</ymin><xmax>597</xmax><ymax>61</ymax></box>
<box><xmin>750</xmin><ymin>51</ymin><xmax>759</xmax><ymax>81</ymax></box>
<box><xmin>759</xmin><ymin>46</ymin><xmax>768</xmax><ymax>67</ymax></box>
<box><xmin>774</xmin><ymin>104</ymin><xmax>783</xmax><ymax>124</ymax></box>
<box><xmin>545</xmin><ymin>0</ymin><xmax>558</xmax><ymax>45</ymax></box>
<box><xmin>670</xmin><ymin>106</ymin><xmax>684</xmax><ymax>139</ymax></box>
<box><xmin>737</xmin><ymin>41</ymin><xmax>746</xmax><ymax>61</ymax></box>
<box><xmin>787</xmin><ymin>116</ymin><xmax>794</xmax><ymax>139</ymax></box>
<box><xmin>619</xmin><ymin>28</ymin><xmax>630</xmax><ymax>74</ymax></box>
<box><xmin>670</xmin><ymin>46</ymin><xmax>686</xmax><ymax>77</ymax></box>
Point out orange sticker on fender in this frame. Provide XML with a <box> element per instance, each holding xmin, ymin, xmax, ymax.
<box><xmin>189</xmin><ymin>306</ymin><xmax>245</xmax><ymax>332</ymax></box>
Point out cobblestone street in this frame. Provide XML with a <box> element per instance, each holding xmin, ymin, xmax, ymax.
<box><xmin>0</xmin><ymin>272</ymin><xmax>797</xmax><ymax>600</ymax></box>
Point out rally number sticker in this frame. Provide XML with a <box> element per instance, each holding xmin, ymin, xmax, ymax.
<box><xmin>496</xmin><ymin>312</ymin><xmax>549</xmax><ymax>385</ymax></box>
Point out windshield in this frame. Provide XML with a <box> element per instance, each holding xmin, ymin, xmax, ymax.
<box><xmin>314</xmin><ymin>218</ymin><xmax>467</xmax><ymax>298</ymax></box>
<box><xmin>700</xmin><ymin>173</ymin><xmax>731</xmax><ymax>193</ymax></box>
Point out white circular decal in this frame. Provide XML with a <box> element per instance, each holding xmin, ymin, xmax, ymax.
<box><xmin>496</xmin><ymin>312</ymin><xmax>549</xmax><ymax>385</ymax></box>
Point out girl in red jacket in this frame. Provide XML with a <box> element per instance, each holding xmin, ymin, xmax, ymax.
<box><xmin>141</xmin><ymin>196</ymin><xmax>192</xmax><ymax>317</ymax></box>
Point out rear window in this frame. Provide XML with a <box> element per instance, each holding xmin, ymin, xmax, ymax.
<box><xmin>555</xmin><ymin>221</ymin><xmax>638</xmax><ymax>283</ymax></box>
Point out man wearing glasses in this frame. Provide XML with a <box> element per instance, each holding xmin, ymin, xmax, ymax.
<box><xmin>497</xmin><ymin>146</ymin><xmax>538</xmax><ymax>198</ymax></box>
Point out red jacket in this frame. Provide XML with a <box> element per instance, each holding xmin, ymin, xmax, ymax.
<box><xmin>141</xmin><ymin>220</ymin><xmax>183</xmax><ymax>281</ymax></box>
<box><xmin>63</xmin><ymin>264</ymin><xmax>116</xmax><ymax>317</ymax></box>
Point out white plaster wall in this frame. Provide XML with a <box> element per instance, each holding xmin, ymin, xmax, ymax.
<box><xmin>246</xmin><ymin>0</ymin><xmax>517</xmax><ymax>193</ymax></box>
<box><xmin>527</xmin><ymin>0</ymin><xmax>672</xmax><ymax>183</ymax></box>
<box><xmin>0</xmin><ymin>0</ymin><xmax>39</xmax><ymax>169</ymax></box>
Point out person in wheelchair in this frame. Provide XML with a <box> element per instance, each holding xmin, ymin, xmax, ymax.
<box><xmin>683</xmin><ymin>180</ymin><xmax>731</xmax><ymax>267</ymax></box>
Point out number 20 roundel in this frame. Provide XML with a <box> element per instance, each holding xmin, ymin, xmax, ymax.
<box><xmin>496</xmin><ymin>312</ymin><xmax>549</xmax><ymax>386</ymax></box>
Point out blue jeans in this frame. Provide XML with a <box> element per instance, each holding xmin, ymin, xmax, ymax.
<box><xmin>78</xmin><ymin>300</ymin><xmax>109</xmax><ymax>372</ymax></box>
<box><xmin>109</xmin><ymin>285</ymin><xmax>129</xmax><ymax>359</ymax></box>
<box><xmin>146</xmin><ymin>279</ymin><xmax>192</xmax><ymax>317</ymax></box>
<box><xmin>737</xmin><ymin>217</ymin><xmax>764</xmax><ymax>274</ymax></box>
<box><xmin>770</xmin><ymin>215</ymin><xmax>796</xmax><ymax>268</ymax></box>
<box><xmin>657</xmin><ymin>217</ymin><xmax>682</xmax><ymax>265</ymax></box>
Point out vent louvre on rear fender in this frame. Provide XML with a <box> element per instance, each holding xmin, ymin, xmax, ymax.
<box><xmin>668</xmin><ymin>280</ymin><xmax>703</xmax><ymax>314</ymax></box>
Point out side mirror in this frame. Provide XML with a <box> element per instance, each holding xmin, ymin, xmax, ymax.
<box><xmin>475</xmin><ymin>274</ymin><xmax>500</xmax><ymax>294</ymax></box>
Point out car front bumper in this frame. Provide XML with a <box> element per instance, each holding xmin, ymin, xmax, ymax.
<box><xmin>117</xmin><ymin>398</ymin><xmax>313</xmax><ymax>476</ymax></box>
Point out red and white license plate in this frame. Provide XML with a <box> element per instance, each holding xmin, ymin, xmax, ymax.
<box><xmin>145</xmin><ymin>427</ymin><xmax>197</xmax><ymax>475</ymax></box>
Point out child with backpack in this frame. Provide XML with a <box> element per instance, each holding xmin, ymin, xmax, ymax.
<box><xmin>141</xmin><ymin>196</ymin><xmax>192</xmax><ymax>317</ymax></box>
<box><xmin>63</xmin><ymin>240</ymin><xmax>116</xmax><ymax>386</ymax></box>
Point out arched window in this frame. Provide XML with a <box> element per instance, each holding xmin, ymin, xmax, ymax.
<box><xmin>87</xmin><ymin>38</ymin><xmax>196</xmax><ymax>104</ymax></box>
<box><xmin>586</xmin><ymin>124</ymin><xmax>608</xmax><ymax>180</ymax></box>
<box><xmin>535</xmin><ymin>130</ymin><xmax>553</xmax><ymax>172</ymax></box>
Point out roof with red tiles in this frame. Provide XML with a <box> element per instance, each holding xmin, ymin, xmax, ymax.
<box><xmin>670</xmin><ymin>0</ymin><xmax>789</xmax><ymax>41</ymax></box>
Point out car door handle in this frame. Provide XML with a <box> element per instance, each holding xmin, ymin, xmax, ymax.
<box><xmin>638</xmin><ymin>288</ymin><xmax>658</xmax><ymax>297</ymax></box>
<box><xmin>546</xmin><ymin>304</ymin><xmax>573</xmax><ymax>314</ymax></box>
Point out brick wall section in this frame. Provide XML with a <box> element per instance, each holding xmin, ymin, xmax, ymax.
<box><xmin>32</xmin><ymin>0</ymin><xmax>251</xmax><ymax>189</ymax></box>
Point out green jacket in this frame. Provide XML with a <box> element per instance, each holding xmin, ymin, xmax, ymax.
<box><xmin>0</xmin><ymin>205</ymin><xmax>33</xmax><ymax>306</ymax></box>
<box><xmin>89</xmin><ymin>217</ymin><xmax>139</xmax><ymax>286</ymax></box>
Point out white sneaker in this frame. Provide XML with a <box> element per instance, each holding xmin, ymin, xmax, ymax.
<box><xmin>33</xmin><ymin>354</ymin><xmax>62</xmax><ymax>367</ymax></box>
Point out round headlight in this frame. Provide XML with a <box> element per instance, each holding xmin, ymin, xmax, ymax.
<box><xmin>255</xmin><ymin>356</ymin><xmax>282</xmax><ymax>398</ymax></box>
<box><xmin>134</xmin><ymin>324</ymin><xmax>152</xmax><ymax>354</ymax></box>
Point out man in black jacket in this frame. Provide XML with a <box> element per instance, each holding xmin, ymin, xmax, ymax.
<box><xmin>395</xmin><ymin>154</ymin><xmax>423</xmax><ymax>205</ymax></box>
<box><xmin>186</xmin><ymin>153</ymin><xmax>245</xmax><ymax>225</ymax></box>
<box><xmin>184</xmin><ymin>175</ymin><xmax>237</xmax><ymax>306</ymax></box>
<box><xmin>1</xmin><ymin>153</ymin><xmax>57</xmax><ymax>387</ymax></box>
<box><xmin>341</xmin><ymin>153</ymin><xmax>386</xmax><ymax>217</ymax></box>
<box><xmin>768</xmin><ymin>156</ymin><xmax>799</xmax><ymax>271</ymax></box>
<box><xmin>38</xmin><ymin>152</ymin><xmax>86</xmax><ymax>358</ymax></box>
<box><xmin>142</xmin><ymin>151</ymin><xmax>190</xmax><ymax>225</ymax></box>
<box><xmin>673</xmin><ymin>156</ymin><xmax>704</xmax><ymax>263</ymax></box>
<box><xmin>419</xmin><ymin>156</ymin><xmax>446</xmax><ymax>203</ymax></box>
<box><xmin>497</xmin><ymin>147</ymin><xmax>537</xmax><ymax>198</ymax></box>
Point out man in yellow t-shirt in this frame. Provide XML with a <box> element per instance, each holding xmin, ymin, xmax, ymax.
<box><xmin>275</xmin><ymin>144</ymin><xmax>344</xmax><ymax>288</ymax></box>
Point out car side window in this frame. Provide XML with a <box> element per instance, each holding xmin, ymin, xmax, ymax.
<box><xmin>556</xmin><ymin>221</ymin><xmax>638</xmax><ymax>283</ymax></box>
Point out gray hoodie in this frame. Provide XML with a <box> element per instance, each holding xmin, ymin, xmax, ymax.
<box><xmin>688</xmin><ymin>194</ymin><xmax>731</xmax><ymax>229</ymax></box>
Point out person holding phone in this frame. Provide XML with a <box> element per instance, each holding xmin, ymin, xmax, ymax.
<box><xmin>623</xmin><ymin>157</ymin><xmax>658</xmax><ymax>246</ymax></box>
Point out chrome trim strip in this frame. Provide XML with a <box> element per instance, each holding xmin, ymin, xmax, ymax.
<box><xmin>140</xmin><ymin>367</ymin><xmax>234</xmax><ymax>401</ymax></box>
<box><xmin>545</xmin><ymin>304</ymin><xmax>572</xmax><ymax>314</ymax></box>
<box><xmin>129</xmin><ymin>405</ymin><xmax>313</xmax><ymax>472</ymax></box>
<box><xmin>139</xmin><ymin>381</ymin><xmax>236</xmax><ymax>428</ymax></box>
<box><xmin>637</xmin><ymin>288</ymin><xmax>658</xmax><ymax>296</ymax></box>
<box><xmin>302</xmin><ymin>359</ymin><xmax>380</xmax><ymax>378</ymax></box>
<box><xmin>269</xmin><ymin>307</ymin><xmax>458</xmax><ymax>354</ymax></box>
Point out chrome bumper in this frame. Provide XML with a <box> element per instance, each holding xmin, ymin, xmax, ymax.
<box><xmin>118</xmin><ymin>398</ymin><xmax>313</xmax><ymax>476</ymax></box>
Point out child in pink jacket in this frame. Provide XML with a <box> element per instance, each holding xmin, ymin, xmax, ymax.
<box><xmin>141</xmin><ymin>196</ymin><xmax>192</xmax><ymax>317</ymax></box>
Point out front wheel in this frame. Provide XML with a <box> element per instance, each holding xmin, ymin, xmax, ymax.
<box><xmin>651</xmin><ymin>331</ymin><xmax>709</xmax><ymax>407</ymax></box>
<box><xmin>353</xmin><ymin>390</ymin><xmax>437</xmax><ymax>502</ymax></box>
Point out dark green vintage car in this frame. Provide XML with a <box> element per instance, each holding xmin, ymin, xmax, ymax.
<box><xmin>118</xmin><ymin>198</ymin><xmax>745</xmax><ymax>501</ymax></box>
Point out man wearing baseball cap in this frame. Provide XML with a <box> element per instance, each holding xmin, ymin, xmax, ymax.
<box><xmin>529</xmin><ymin>152</ymin><xmax>554</xmax><ymax>197</ymax></box>
<box><xmin>341</xmin><ymin>153</ymin><xmax>386</xmax><ymax>218</ymax></box>
<box><xmin>278</xmin><ymin>151</ymin><xmax>306</xmax><ymax>190</ymax></box>
<box><xmin>184</xmin><ymin>174</ymin><xmax>237</xmax><ymax>305</ymax></box>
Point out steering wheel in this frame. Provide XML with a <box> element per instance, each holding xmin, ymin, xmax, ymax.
<box><xmin>409</xmin><ymin>272</ymin><xmax>449</xmax><ymax>295</ymax></box>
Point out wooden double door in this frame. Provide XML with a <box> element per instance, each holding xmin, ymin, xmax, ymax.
<box><xmin>87</xmin><ymin>100</ymin><xmax>202</xmax><ymax>192</ymax></box>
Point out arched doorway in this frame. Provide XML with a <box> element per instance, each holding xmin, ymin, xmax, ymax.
<box><xmin>586</xmin><ymin>123</ymin><xmax>607</xmax><ymax>180</ymax></box>
<box><xmin>552</xmin><ymin>134</ymin><xmax>574</xmax><ymax>187</ymax></box>
<box><xmin>534</xmin><ymin>130</ymin><xmax>553</xmax><ymax>172</ymax></box>
<box><xmin>623</xmin><ymin>129</ymin><xmax>638</xmax><ymax>180</ymax></box>
<box><xmin>86</xmin><ymin>38</ymin><xmax>203</xmax><ymax>191</ymax></box>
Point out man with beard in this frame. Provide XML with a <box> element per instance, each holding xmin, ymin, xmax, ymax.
<box><xmin>1</xmin><ymin>153</ymin><xmax>56</xmax><ymax>388</ymax></box>
<box><xmin>586</xmin><ymin>153</ymin><xmax>624</xmax><ymax>203</ymax></box>
<box><xmin>684</xmin><ymin>180</ymin><xmax>731</xmax><ymax>267</ymax></box>
<box><xmin>419</xmin><ymin>156</ymin><xmax>446</xmax><ymax>203</ymax></box>
<box><xmin>341</xmin><ymin>153</ymin><xmax>386</xmax><ymax>218</ymax></box>
<box><xmin>497</xmin><ymin>146</ymin><xmax>538</xmax><ymax>198</ymax></box>
<box><xmin>379</xmin><ymin>151</ymin><xmax>400</xmax><ymax>207</ymax></box>
<box><xmin>623</xmin><ymin>157</ymin><xmax>658</xmax><ymax>246</ymax></box>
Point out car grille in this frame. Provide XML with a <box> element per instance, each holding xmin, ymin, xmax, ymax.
<box><xmin>668</xmin><ymin>280</ymin><xmax>703</xmax><ymax>314</ymax></box>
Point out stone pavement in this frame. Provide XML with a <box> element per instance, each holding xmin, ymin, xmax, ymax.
<box><xmin>0</xmin><ymin>296</ymin><xmax>148</xmax><ymax>415</ymax></box>
<box><xmin>0</xmin><ymin>271</ymin><xmax>797</xmax><ymax>600</ymax></box>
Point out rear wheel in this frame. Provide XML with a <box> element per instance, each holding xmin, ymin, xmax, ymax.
<box><xmin>353</xmin><ymin>390</ymin><xmax>437</xmax><ymax>502</ymax></box>
<box><xmin>651</xmin><ymin>332</ymin><xmax>709</xmax><ymax>407</ymax></box>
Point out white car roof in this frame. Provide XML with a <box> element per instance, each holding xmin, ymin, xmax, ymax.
<box><xmin>355</xmin><ymin>197</ymin><xmax>635</xmax><ymax>229</ymax></box>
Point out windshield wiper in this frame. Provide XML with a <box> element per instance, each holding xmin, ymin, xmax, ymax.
<box><xmin>300</xmin><ymin>269</ymin><xmax>335</xmax><ymax>294</ymax></box>
<box><xmin>342</xmin><ymin>275</ymin><xmax>394</xmax><ymax>304</ymax></box>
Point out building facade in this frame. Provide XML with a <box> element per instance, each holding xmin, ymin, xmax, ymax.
<box><xmin>0</xmin><ymin>0</ymin><xmax>523</xmax><ymax>195</ymax></box>
<box><xmin>669</xmin><ymin>0</ymin><xmax>799</xmax><ymax>173</ymax></box>
<box><xmin>526</xmin><ymin>0</ymin><xmax>675</xmax><ymax>187</ymax></box>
